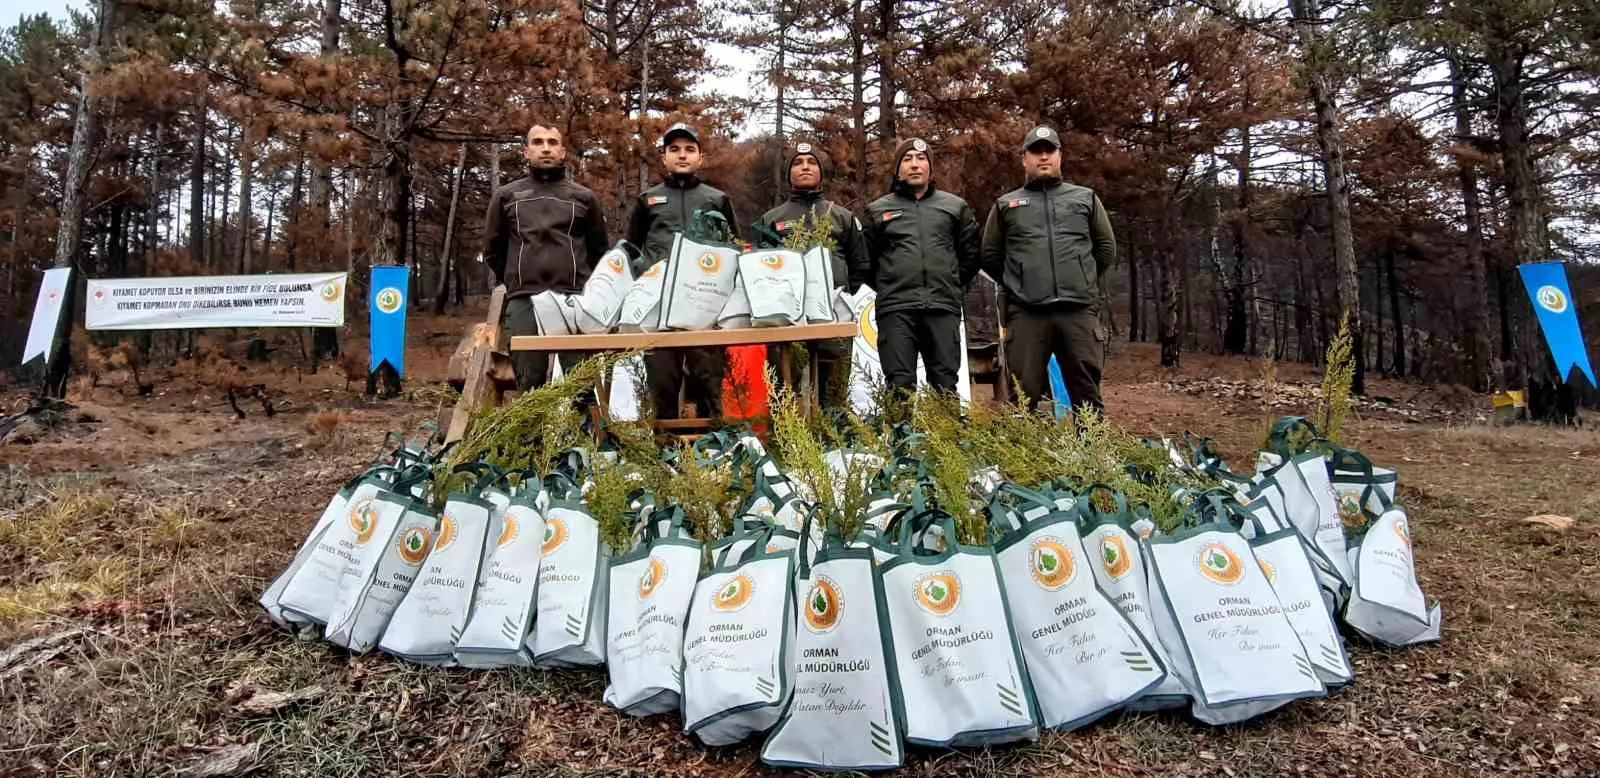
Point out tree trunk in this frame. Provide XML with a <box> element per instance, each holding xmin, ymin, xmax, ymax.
<box><xmin>849</xmin><ymin>0</ymin><xmax>869</xmax><ymax>203</ymax></box>
<box><xmin>43</xmin><ymin>0</ymin><xmax>118</xmax><ymax>397</ymax></box>
<box><xmin>1289</xmin><ymin>0</ymin><xmax>1363</xmax><ymax>394</ymax></box>
<box><xmin>433</xmin><ymin>143</ymin><xmax>467</xmax><ymax>314</ymax></box>
<box><xmin>877</xmin><ymin>0</ymin><xmax>897</xmax><ymax>141</ymax></box>
<box><xmin>637</xmin><ymin>36</ymin><xmax>652</xmax><ymax>196</ymax></box>
<box><xmin>286</xmin><ymin>139</ymin><xmax>305</xmax><ymax>270</ymax></box>
<box><xmin>1157</xmin><ymin>209</ymin><xmax>1182</xmax><ymax>367</ymax></box>
<box><xmin>1385</xmin><ymin>241</ymin><xmax>1405</xmax><ymax>376</ymax></box>
<box><xmin>1127</xmin><ymin>226</ymin><xmax>1140</xmax><ymax>341</ymax></box>
<box><xmin>238</xmin><ymin>124</ymin><xmax>255</xmax><ymax>274</ymax></box>
<box><xmin>771</xmin><ymin>4</ymin><xmax>789</xmax><ymax>207</ymax></box>
<box><xmin>1224</xmin><ymin>123</ymin><xmax>1253</xmax><ymax>354</ymax></box>
<box><xmin>1449</xmin><ymin>55</ymin><xmax>1493</xmax><ymax>391</ymax></box>
<box><xmin>189</xmin><ymin>83</ymin><xmax>206</xmax><ymax>269</ymax></box>
<box><xmin>217</xmin><ymin>124</ymin><xmax>234</xmax><ymax>269</ymax></box>
<box><xmin>1488</xmin><ymin>45</ymin><xmax>1541</xmax><ymax>391</ymax></box>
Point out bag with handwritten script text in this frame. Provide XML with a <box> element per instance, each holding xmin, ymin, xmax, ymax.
<box><xmin>988</xmin><ymin>484</ymin><xmax>1168</xmax><ymax>730</ymax></box>
<box><xmin>322</xmin><ymin>483</ymin><xmax>440</xmax><ymax>654</ymax></box>
<box><xmin>878</xmin><ymin>509</ymin><xmax>1038</xmax><ymax>747</ymax></box>
<box><xmin>1144</xmin><ymin>503</ymin><xmax>1325</xmax><ymax>725</ymax></box>
<box><xmin>680</xmin><ymin>527</ymin><xmax>796</xmax><ymax>746</ymax></box>
<box><xmin>262</xmin><ymin>465</ymin><xmax>397</xmax><ymax>629</ymax></box>
<box><xmin>761</xmin><ymin>513</ymin><xmax>905</xmax><ymax>771</ymax></box>
<box><xmin>453</xmin><ymin>475</ymin><xmax>548</xmax><ymax>668</ymax></box>
<box><xmin>604</xmin><ymin>504</ymin><xmax>703</xmax><ymax>716</ymax></box>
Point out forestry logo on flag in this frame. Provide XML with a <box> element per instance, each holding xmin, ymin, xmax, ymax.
<box><xmin>435</xmin><ymin>514</ymin><xmax>458</xmax><ymax>551</ymax></box>
<box><xmin>1537</xmin><ymin>285</ymin><xmax>1569</xmax><ymax>314</ymax></box>
<box><xmin>369</xmin><ymin>265</ymin><xmax>409</xmax><ymax>375</ymax></box>
<box><xmin>349</xmin><ymin>499</ymin><xmax>379</xmax><ymax>545</ymax></box>
<box><xmin>1195</xmin><ymin>542</ymin><xmax>1245</xmax><ymax>585</ymax></box>
<box><xmin>397</xmin><ymin>526</ymin><xmax>433</xmax><ymax>565</ymax></box>
<box><xmin>542</xmin><ymin>518</ymin><xmax>567</xmax><ymax>554</ymax></box>
<box><xmin>1098</xmin><ymin>532</ymin><xmax>1133</xmax><ymax>580</ymax></box>
<box><xmin>1518</xmin><ymin>262</ymin><xmax>1596</xmax><ymax>386</ymax></box>
<box><xmin>638</xmin><ymin>558</ymin><xmax>667</xmax><ymax>600</ymax></box>
<box><xmin>1029</xmin><ymin>538</ymin><xmax>1076</xmax><ymax>591</ymax></box>
<box><xmin>497</xmin><ymin>515</ymin><xmax>519</xmax><ymax>547</ymax></box>
<box><xmin>374</xmin><ymin>286</ymin><xmax>404</xmax><ymax>314</ymax></box>
<box><xmin>802</xmin><ymin>576</ymin><xmax>842</xmax><ymax>633</ymax></box>
<box><xmin>913</xmin><ymin>572</ymin><xmax>961</xmax><ymax>616</ymax></box>
<box><xmin>711</xmin><ymin>574</ymin><xmax>755</xmax><ymax>612</ymax></box>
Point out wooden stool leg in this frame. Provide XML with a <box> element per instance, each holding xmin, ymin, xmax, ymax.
<box><xmin>809</xmin><ymin>346</ymin><xmax>822</xmax><ymax>418</ymax></box>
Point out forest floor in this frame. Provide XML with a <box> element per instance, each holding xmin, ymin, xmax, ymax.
<box><xmin>2</xmin><ymin>301</ymin><xmax>1598</xmax><ymax>777</ymax></box>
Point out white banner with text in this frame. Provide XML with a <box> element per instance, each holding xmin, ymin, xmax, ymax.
<box><xmin>85</xmin><ymin>272</ymin><xmax>348</xmax><ymax>330</ymax></box>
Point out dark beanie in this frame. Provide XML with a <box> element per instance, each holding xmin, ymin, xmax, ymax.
<box><xmin>893</xmin><ymin>137</ymin><xmax>931</xmax><ymax>167</ymax></box>
<box><xmin>786</xmin><ymin>139</ymin><xmax>832</xmax><ymax>184</ymax></box>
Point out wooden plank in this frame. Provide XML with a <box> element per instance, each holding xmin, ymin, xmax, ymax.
<box><xmin>508</xmin><ymin>322</ymin><xmax>858</xmax><ymax>352</ymax></box>
<box><xmin>444</xmin><ymin>286</ymin><xmax>508</xmax><ymax>445</ymax></box>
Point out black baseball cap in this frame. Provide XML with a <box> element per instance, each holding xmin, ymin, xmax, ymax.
<box><xmin>1024</xmin><ymin>125</ymin><xmax>1061</xmax><ymax>151</ymax></box>
<box><xmin>660</xmin><ymin>123</ymin><xmax>701</xmax><ymax>147</ymax></box>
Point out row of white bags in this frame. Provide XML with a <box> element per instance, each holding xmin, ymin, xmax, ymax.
<box><xmin>526</xmin><ymin>235</ymin><xmax>842</xmax><ymax>336</ymax></box>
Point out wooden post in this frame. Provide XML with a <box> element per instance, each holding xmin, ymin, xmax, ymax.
<box><xmin>444</xmin><ymin>285</ymin><xmax>507</xmax><ymax>444</ymax></box>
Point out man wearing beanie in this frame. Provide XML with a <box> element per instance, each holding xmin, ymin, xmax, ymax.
<box><xmin>980</xmin><ymin>125</ymin><xmax>1116</xmax><ymax>416</ymax></box>
<box><xmin>483</xmin><ymin>122</ymin><xmax>610</xmax><ymax>390</ymax></box>
<box><xmin>624</xmin><ymin>122</ymin><xmax>741</xmax><ymax>419</ymax></box>
<box><xmin>759</xmin><ymin>139</ymin><xmax>871</xmax><ymax>405</ymax></box>
<box><xmin>863</xmin><ymin>137</ymin><xmax>982</xmax><ymax>397</ymax></box>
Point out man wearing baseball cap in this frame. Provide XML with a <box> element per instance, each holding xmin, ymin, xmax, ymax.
<box><xmin>759</xmin><ymin>139</ymin><xmax>871</xmax><ymax>406</ymax></box>
<box><xmin>863</xmin><ymin>137</ymin><xmax>982</xmax><ymax>397</ymax></box>
<box><xmin>624</xmin><ymin>122</ymin><xmax>741</xmax><ymax>419</ymax></box>
<box><xmin>980</xmin><ymin>125</ymin><xmax>1116</xmax><ymax>416</ymax></box>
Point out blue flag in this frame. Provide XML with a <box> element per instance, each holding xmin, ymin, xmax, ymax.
<box><xmin>369</xmin><ymin>265</ymin><xmax>410</xmax><ymax>375</ymax></box>
<box><xmin>1048</xmin><ymin>354</ymin><xmax>1071</xmax><ymax>419</ymax></box>
<box><xmin>1518</xmin><ymin>261</ymin><xmax>1595</xmax><ymax>386</ymax></box>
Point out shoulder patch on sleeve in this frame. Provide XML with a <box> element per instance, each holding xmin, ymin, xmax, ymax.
<box><xmin>646</xmin><ymin>194</ymin><xmax>668</xmax><ymax>206</ymax></box>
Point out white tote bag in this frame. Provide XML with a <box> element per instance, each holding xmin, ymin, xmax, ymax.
<box><xmin>716</xmin><ymin>270</ymin><xmax>753</xmax><ymax>329</ymax></box>
<box><xmin>275</xmin><ymin>471</ymin><xmax>413</xmax><ymax>627</ymax></box>
<box><xmin>323</xmin><ymin>498</ymin><xmax>440</xmax><ymax>654</ymax></box>
<box><xmin>617</xmin><ymin>261</ymin><xmax>665</xmax><ymax>332</ymax></box>
<box><xmin>261</xmin><ymin>468</ymin><xmax>387</xmax><ymax>628</ymax></box>
<box><xmin>682</xmin><ymin>542</ymin><xmax>796</xmax><ymax>746</ymax></box>
<box><xmin>576</xmin><ymin>243</ymin><xmax>636</xmax><ymax>333</ymax></box>
<box><xmin>455</xmin><ymin>488</ymin><xmax>547</xmax><ymax>668</ymax></box>
<box><xmin>660</xmin><ymin>234</ymin><xmax>739</xmax><ymax>331</ymax></box>
<box><xmin>1327</xmin><ymin>447</ymin><xmax>1398</xmax><ymax>525</ymax></box>
<box><xmin>739</xmin><ymin>249</ymin><xmax>805</xmax><ymax>327</ymax></box>
<box><xmin>528</xmin><ymin>290</ymin><xmax>579</xmax><ymax>335</ymax></box>
<box><xmin>1254</xmin><ymin>466</ymin><xmax>1346</xmax><ymax>610</ymax></box>
<box><xmin>379</xmin><ymin>490</ymin><xmax>494</xmax><ymax>665</ymax></box>
<box><xmin>801</xmin><ymin>245</ymin><xmax>837</xmax><ymax>323</ymax></box>
<box><xmin>879</xmin><ymin>511</ymin><xmax>1038</xmax><ymax>747</ymax></box>
<box><xmin>761</xmin><ymin>525</ymin><xmax>905</xmax><ymax>771</ymax></box>
<box><xmin>603</xmin><ymin>506</ymin><xmax>703</xmax><ymax>715</ymax></box>
<box><xmin>990</xmin><ymin>498</ymin><xmax>1168</xmax><ymax>730</ymax></box>
<box><xmin>1250</xmin><ymin>527</ymin><xmax>1354</xmax><ymax>686</ymax></box>
<box><xmin>530</xmin><ymin>488</ymin><xmax>610</xmax><ymax>667</ymax></box>
<box><xmin>1076</xmin><ymin>489</ymin><xmax>1190</xmax><ymax>710</ymax></box>
<box><xmin>1343</xmin><ymin>507</ymin><xmax>1441</xmax><ymax>646</ymax></box>
<box><xmin>1145</xmin><ymin>523</ymin><xmax>1325</xmax><ymax>724</ymax></box>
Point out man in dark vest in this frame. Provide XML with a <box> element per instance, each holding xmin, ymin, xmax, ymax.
<box><xmin>482</xmin><ymin>122</ymin><xmax>610</xmax><ymax>390</ymax></box>
<box><xmin>863</xmin><ymin>137</ymin><xmax>981</xmax><ymax>397</ymax></box>
<box><xmin>759</xmin><ymin>139</ymin><xmax>870</xmax><ymax>406</ymax></box>
<box><xmin>623</xmin><ymin>123</ymin><xmax>741</xmax><ymax>419</ymax></box>
<box><xmin>980</xmin><ymin>125</ymin><xmax>1116</xmax><ymax>416</ymax></box>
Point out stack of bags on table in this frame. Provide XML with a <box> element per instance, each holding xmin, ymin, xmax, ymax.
<box><xmin>260</xmin><ymin>417</ymin><xmax>1440</xmax><ymax>772</ymax></box>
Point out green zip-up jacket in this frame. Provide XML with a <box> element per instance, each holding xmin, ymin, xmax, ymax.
<box><xmin>863</xmin><ymin>183</ymin><xmax>981</xmax><ymax>315</ymax></box>
<box><xmin>623</xmin><ymin>174</ymin><xmax>740</xmax><ymax>274</ymax></box>
<box><xmin>980</xmin><ymin>178</ymin><xmax>1116</xmax><ymax>307</ymax></box>
<box><xmin>759</xmin><ymin>190</ymin><xmax>871</xmax><ymax>292</ymax></box>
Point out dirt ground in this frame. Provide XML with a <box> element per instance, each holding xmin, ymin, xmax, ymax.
<box><xmin>2</xmin><ymin>306</ymin><xmax>1597</xmax><ymax>777</ymax></box>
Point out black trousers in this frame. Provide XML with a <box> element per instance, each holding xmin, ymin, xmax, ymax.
<box><xmin>645</xmin><ymin>348</ymin><xmax>725</xmax><ymax>419</ymax></box>
<box><xmin>1005</xmin><ymin>302</ymin><xmax>1105</xmax><ymax>415</ymax></box>
<box><xmin>877</xmin><ymin>309</ymin><xmax>962</xmax><ymax>395</ymax></box>
<box><xmin>503</xmin><ymin>296</ymin><xmax>584</xmax><ymax>391</ymax></box>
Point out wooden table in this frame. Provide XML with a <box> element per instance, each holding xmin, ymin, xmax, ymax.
<box><xmin>444</xmin><ymin>287</ymin><xmax>858</xmax><ymax>444</ymax></box>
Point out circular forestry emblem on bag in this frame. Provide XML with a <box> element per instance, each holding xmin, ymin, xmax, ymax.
<box><xmin>397</xmin><ymin>526</ymin><xmax>433</xmax><ymax>565</ymax></box>
<box><xmin>638</xmin><ymin>558</ymin><xmax>667</xmax><ymax>600</ymax></box>
<box><xmin>712</xmin><ymin>573</ymin><xmax>756</xmax><ymax>612</ymax></box>
<box><xmin>348</xmin><ymin>499</ymin><xmax>379</xmax><ymax>545</ymax></box>
<box><xmin>1098</xmin><ymin>532</ymin><xmax>1134</xmax><ymax>580</ymax></box>
<box><xmin>607</xmin><ymin>254</ymin><xmax>625</xmax><ymax>274</ymax></box>
<box><xmin>1537</xmin><ymin>284</ymin><xmax>1569</xmax><ymax>314</ymax></box>
<box><xmin>803</xmin><ymin>576</ymin><xmax>842</xmax><ymax>633</ymax></box>
<box><xmin>435</xmin><ymin>514</ymin><xmax>458</xmax><ymax>551</ymax></box>
<box><xmin>913</xmin><ymin>572</ymin><xmax>961</xmax><ymax>616</ymax></box>
<box><xmin>1257</xmin><ymin>558</ymin><xmax>1278</xmax><ymax>586</ymax></box>
<box><xmin>1029</xmin><ymin>538</ymin><xmax>1076</xmax><ymax>591</ymax></box>
<box><xmin>760</xmin><ymin>253</ymin><xmax>785</xmax><ymax>271</ymax></box>
<box><xmin>698</xmin><ymin>252</ymin><xmax>723</xmax><ymax>274</ymax></box>
<box><xmin>542</xmin><ymin>518</ymin><xmax>568</xmax><ymax>554</ymax></box>
<box><xmin>1195</xmin><ymin>542</ymin><xmax>1245</xmax><ymax>585</ymax></box>
<box><xmin>1392</xmin><ymin>516</ymin><xmax>1411</xmax><ymax>548</ymax></box>
<box><xmin>374</xmin><ymin>286</ymin><xmax>403</xmax><ymax>314</ymax></box>
<box><xmin>1337</xmin><ymin>491</ymin><xmax>1364</xmax><ymax>526</ymax></box>
<box><xmin>320</xmin><ymin>281</ymin><xmax>342</xmax><ymax>302</ymax></box>
<box><xmin>857</xmin><ymin>300</ymin><xmax>879</xmax><ymax>351</ymax></box>
<box><xmin>497</xmin><ymin>515</ymin><xmax>519</xmax><ymax>548</ymax></box>
<box><xmin>642</xmin><ymin>263</ymin><xmax>664</xmax><ymax>279</ymax></box>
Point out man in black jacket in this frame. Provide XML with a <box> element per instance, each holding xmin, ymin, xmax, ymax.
<box><xmin>980</xmin><ymin>125</ymin><xmax>1116</xmax><ymax>415</ymax></box>
<box><xmin>863</xmin><ymin>137</ymin><xmax>981</xmax><ymax>396</ymax></box>
<box><xmin>483</xmin><ymin>122</ymin><xmax>609</xmax><ymax>390</ymax></box>
<box><xmin>759</xmin><ymin>140</ymin><xmax>870</xmax><ymax>406</ymax></box>
<box><xmin>624</xmin><ymin>123</ymin><xmax>741</xmax><ymax>419</ymax></box>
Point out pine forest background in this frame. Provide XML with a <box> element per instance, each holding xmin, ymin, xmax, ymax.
<box><xmin>3</xmin><ymin>0</ymin><xmax>1599</xmax><ymax>399</ymax></box>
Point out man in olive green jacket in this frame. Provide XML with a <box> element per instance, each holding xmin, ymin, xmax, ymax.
<box><xmin>863</xmin><ymin>137</ymin><xmax>981</xmax><ymax>396</ymax></box>
<box><xmin>980</xmin><ymin>125</ymin><xmax>1116</xmax><ymax>415</ymax></box>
